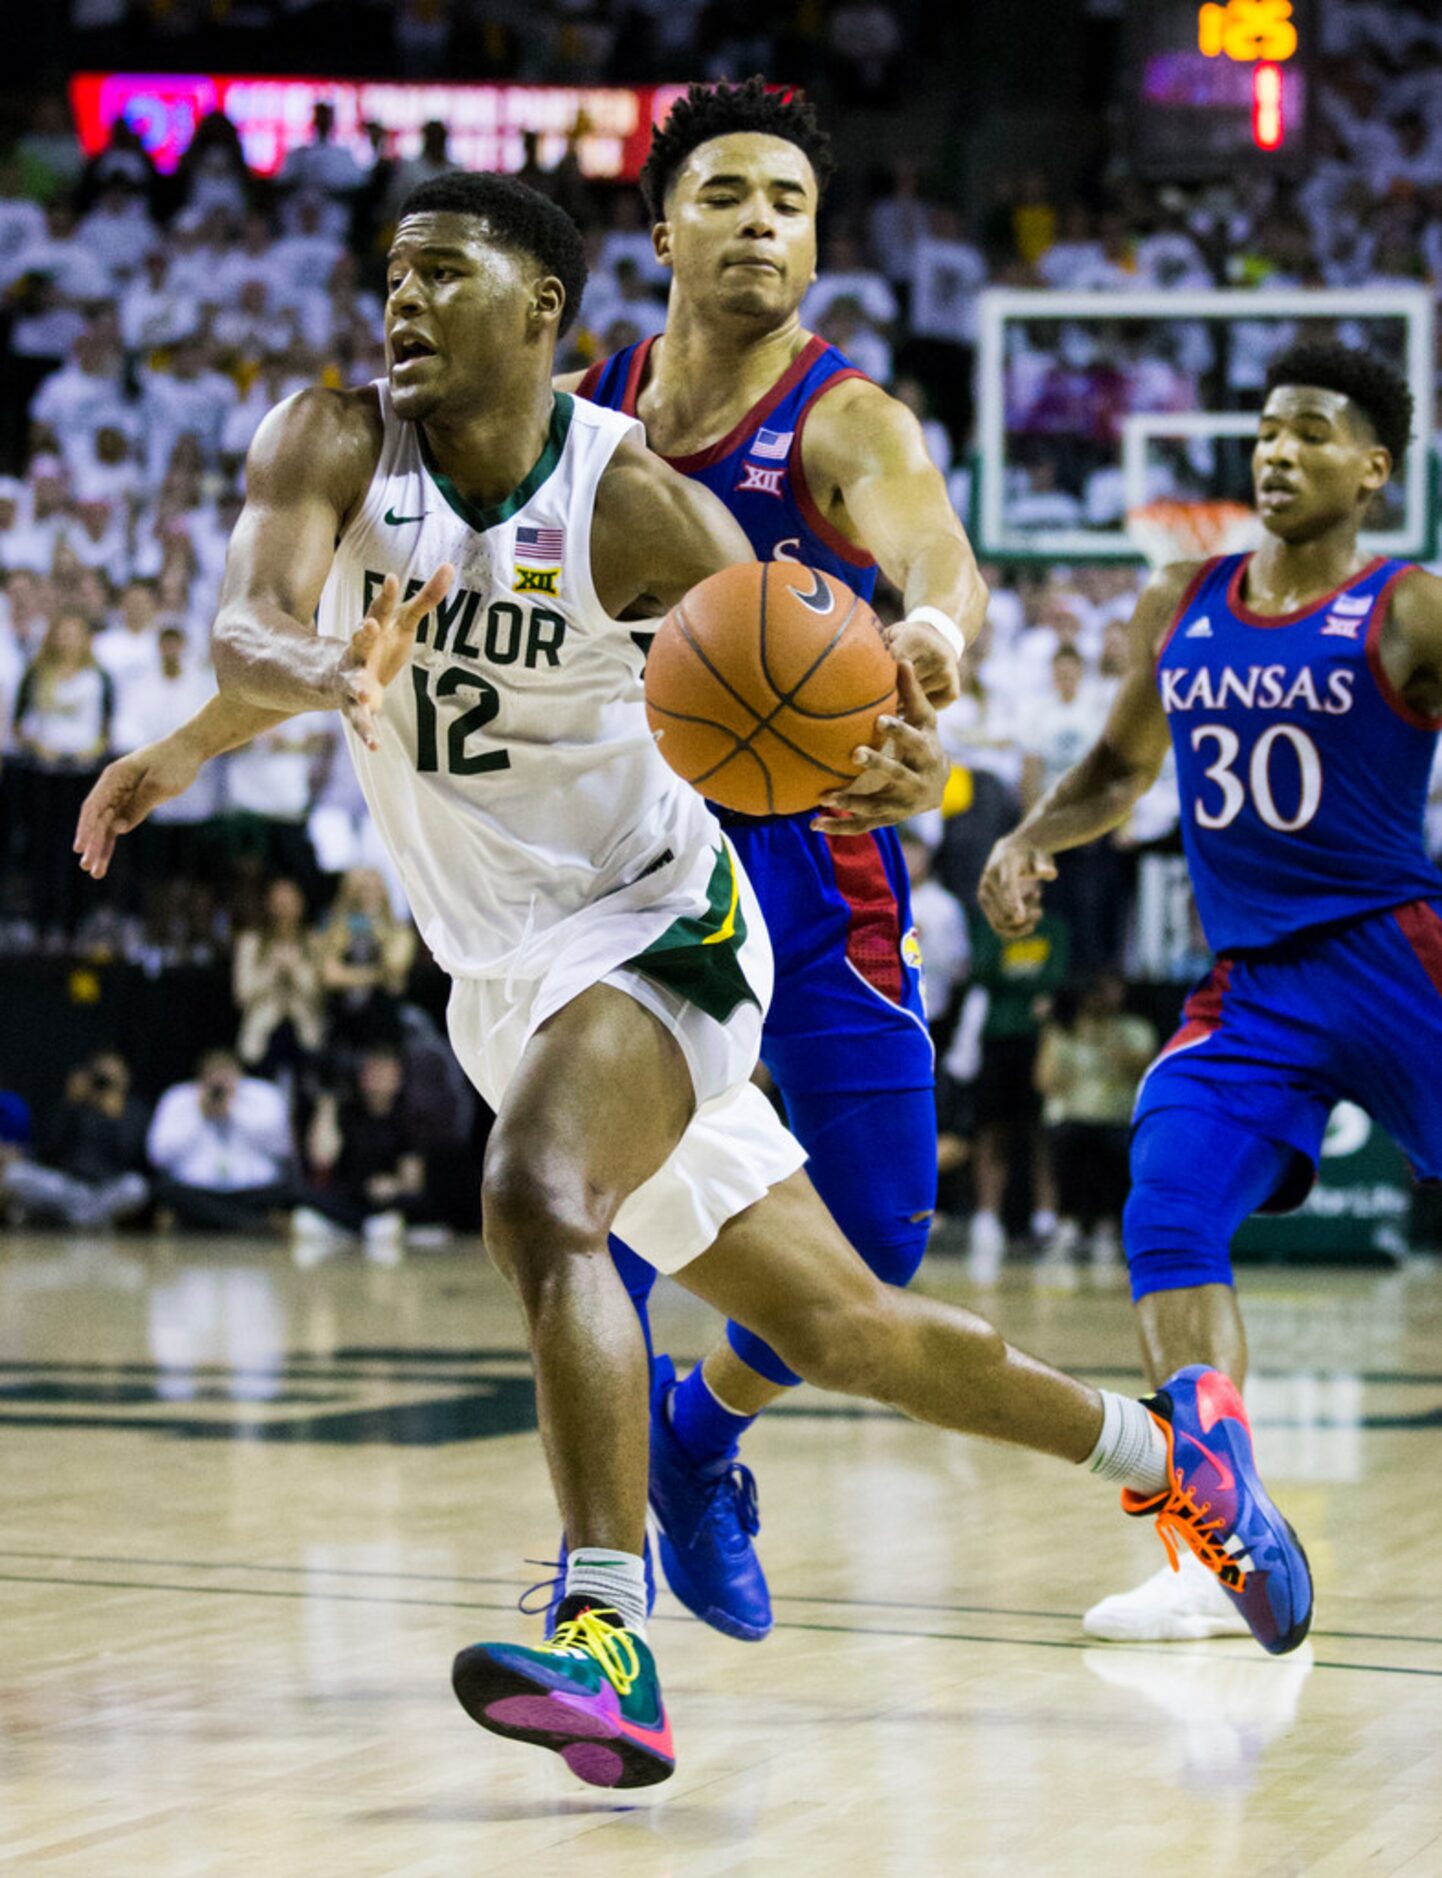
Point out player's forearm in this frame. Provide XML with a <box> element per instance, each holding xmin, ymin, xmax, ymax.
<box><xmin>172</xmin><ymin>689</ymin><xmax>297</xmax><ymax>765</ymax></box>
<box><xmin>213</xmin><ymin>602</ymin><xmax>347</xmax><ymax>715</ymax></box>
<box><xmin>1011</xmin><ymin>741</ymin><xmax>1156</xmax><ymax>855</ymax></box>
<box><xmin>898</xmin><ymin>532</ymin><xmax>988</xmax><ymax>646</ymax></box>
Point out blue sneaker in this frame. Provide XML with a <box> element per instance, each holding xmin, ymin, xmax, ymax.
<box><xmin>1122</xmin><ymin>1365</ymin><xmax>1312</xmax><ymax>1656</ymax></box>
<box><xmin>522</xmin><ymin>1537</ymin><xmax>656</xmax><ymax>1641</ymax></box>
<box><xmin>648</xmin><ymin>1354</ymin><xmax>772</xmax><ymax>1642</ymax></box>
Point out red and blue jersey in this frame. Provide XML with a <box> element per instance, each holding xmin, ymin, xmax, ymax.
<box><xmin>578</xmin><ymin>333</ymin><xmax>879</xmax><ymax>603</ymax></box>
<box><xmin>1158</xmin><ymin>552</ymin><xmax>1442</xmax><ymax>955</ymax></box>
<box><xmin>579</xmin><ymin>333</ymin><xmax>931</xmax><ymax>1093</ymax></box>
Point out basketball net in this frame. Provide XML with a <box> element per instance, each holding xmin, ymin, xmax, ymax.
<box><xmin>1125</xmin><ymin>498</ymin><xmax>1258</xmax><ymax>571</ymax></box>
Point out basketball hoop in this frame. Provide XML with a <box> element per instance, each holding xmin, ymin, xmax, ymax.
<box><xmin>1125</xmin><ymin>498</ymin><xmax>1258</xmax><ymax>571</ymax></box>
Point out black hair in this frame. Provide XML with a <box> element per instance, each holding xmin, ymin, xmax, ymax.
<box><xmin>639</xmin><ymin>76</ymin><xmax>834</xmax><ymax>220</ymax></box>
<box><xmin>1264</xmin><ymin>340</ymin><xmax>1415</xmax><ymax>466</ymax></box>
<box><xmin>397</xmin><ymin>172</ymin><xmax>588</xmax><ymax>337</ymax></box>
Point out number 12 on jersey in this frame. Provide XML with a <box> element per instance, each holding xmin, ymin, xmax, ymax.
<box><xmin>411</xmin><ymin>665</ymin><xmax>512</xmax><ymax>776</ymax></box>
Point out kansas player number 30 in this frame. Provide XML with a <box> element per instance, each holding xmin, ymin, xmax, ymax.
<box><xmin>1191</xmin><ymin>722</ymin><xmax>1322</xmax><ymax>833</ymax></box>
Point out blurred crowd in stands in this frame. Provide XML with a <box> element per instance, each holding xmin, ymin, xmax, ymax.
<box><xmin>4</xmin><ymin>0</ymin><xmax>1442</xmax><ymax>1270</ymax></box>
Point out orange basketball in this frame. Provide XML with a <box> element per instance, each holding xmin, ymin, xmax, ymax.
<box><xmin>644</xmin><ymin>562</ymin><xmax>898</xmax><ymax>816</ymax></box>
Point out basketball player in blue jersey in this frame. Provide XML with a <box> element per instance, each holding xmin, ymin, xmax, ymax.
<box><xmin>981</xmin><ymin>340</ymin><xmax>1442</xmax><ymax>1643</ymax></box>
<box><xmin>559</xmin><ymin>80</ymin><xmax>987</xmax><ymax>1642</ymax></box>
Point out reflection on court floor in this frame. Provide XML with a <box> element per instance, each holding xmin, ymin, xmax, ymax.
<box><xmin>1</xmin><ymin>1234</ymin><xmax>1439</xmax><ymax>1875</ymax></box>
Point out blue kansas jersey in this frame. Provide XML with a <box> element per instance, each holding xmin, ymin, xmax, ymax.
<box><xmin>578</xmin><ymin>333</ymin><xmax>879</xmax><ymax>603</ymax></box>
<box><xmin>1159</xmin><ymin>552</ymin><xmax>1442</xmax><ymax>954</ymax></box>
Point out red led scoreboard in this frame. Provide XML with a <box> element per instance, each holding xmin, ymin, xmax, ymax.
<box><xmin>69</xmin><ymin>73</ymin><xmax>689</xmax><ymax>182</ymax></box>
<box><xmin>1125</xmin><ymin>0</ymin><xmax>1314</xmax><ymax>178</ymax></box>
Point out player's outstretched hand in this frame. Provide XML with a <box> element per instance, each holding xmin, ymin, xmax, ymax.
<box><xmin>74</xmin><ymin>737</ymin><xmax>202</xmax><ymax>880</ymax></box>
<box><xmin>978</xmin><ymin>834</ymin><xmax>1058</xmax><ymax>937</ymax></box>
<box><xmin>883</xmin><ymin>618</ymin><xmax>961</xmax><ymax>708</ymax></box>
<box><xmin>812</xmin><ymin>660</ymin><xmax>947</xmax><ymax>836</ymax></box>
<box><xmin>340</xmin><ymin>563</ymin><xmax>454</xmax><ymax>750</ymax></box>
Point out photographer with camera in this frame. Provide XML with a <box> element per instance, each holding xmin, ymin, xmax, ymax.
<box><xmin>146</xmin><ymin>1046</ymin><xmax>298</xmax><ymax>1232</ymax></box>
<box><xmin>0</xmin><ymin>1050</ymin><xmax>149</xmax><ymax>1228</ymax></box>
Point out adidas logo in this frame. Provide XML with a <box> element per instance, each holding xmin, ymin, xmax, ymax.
<box><xmin>1185</xmin><ymin>617</ymin><xmax>1213</xmax><ymax>638</ymax></box>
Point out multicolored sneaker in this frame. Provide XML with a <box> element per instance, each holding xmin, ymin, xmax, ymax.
<box><xmin>522</xmin><ymin>1536</ymin><xmax>657</xmax><ymax>1641</ymax></box>
<box><xmin>1123</xmin><ymin>1365</ymin><xmax>1312</xmax><ymax>1656</ymax></box>
<box><xmin>648</xmin><ymin>1354</ymin><xmax>772</xmax><ymax>1642</ymax></box>
<box><xmin>452</xmin><ymin>1599</ymin><xmax>674</xmax><ymax>1788</ymax></box>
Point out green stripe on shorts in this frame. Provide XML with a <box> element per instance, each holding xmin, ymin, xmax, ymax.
<box><xmin>631</xmin><ymin>845</ymin><xmax>760</xmax><ymax>1027</ymax></box>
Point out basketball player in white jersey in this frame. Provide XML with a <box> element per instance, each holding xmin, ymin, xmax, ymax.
<box><xmin>76</xmin><ymin>173</ymin><xmax>1310</xmax><ymax>1788</ymax></box>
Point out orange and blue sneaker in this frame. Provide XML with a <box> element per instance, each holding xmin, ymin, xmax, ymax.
<box><xmin>452</xmin><ymin>1599</ymin><xmax>674</xmax><ymax>1788</ymax></box>
<box><xmin>648</xmin><ymin>1355</ymin><xmax>772</xmax><ymax>1641</ymax></box>
<box><xmin>1123</xmin><ymin>1365</ymin><xmax>1312</xmax><ymax>1656</ymax></box>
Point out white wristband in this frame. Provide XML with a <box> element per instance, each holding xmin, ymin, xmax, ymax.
<box><xmin>902</xmin><ymin>605</ymin><xmax>965</xmax><ymax>663</ymax></box>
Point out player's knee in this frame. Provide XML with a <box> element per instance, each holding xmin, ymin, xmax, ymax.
<box><xmin>1122</xmin><ymin>1184</ymin><xmax>1234</xmax><ymax>1301</ymax></box>
<box><xmin>765</xmin><ymin>1284</ymin><xmax>893</xmax><ymax>1398</ymax></box>
<box><xmin>481</xmin><ymin>1139</ymin><xmax>606</xmax><ymax>1285</ymax></box>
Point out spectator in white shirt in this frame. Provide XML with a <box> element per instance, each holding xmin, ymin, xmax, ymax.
<box><xmin>265</xmin><ymin>197</ymin><xmax>347</xmax><ymax>297</ymax></box>
<box><xmin>4</xmin><ymin>460</ymin><xmax>70</xmax><ymax>575</ymax></box>
<box><xmin>224</xmin><ymin>713</ymin><xmax>332</xmax><ymax>898</ymax></box>
<box><xmin>805</xmin><ymin>232</ymin><xmax>899</xmax><ymax>330</ymax></box>
<box><xmin>868</xmin><ymin>156</ymin><xmax>932</xmax><ymax>289</ymax></box>
<box><xmin>75</xmin><ymin>183</ymin><xmax>160</xmax><ymax>290</ymax></box>
<box><xmin>60</xmin><ymin>498</ymin><xmax>130</xmax><ymax>589</ymax></box>
<box><xmin>29</xmin><ymin>330</ymin><xmax>132</xmax><ymax>473</ymax></box>
<box><xmin>139</xmin><ymin>342</ymin><xmax>239</xmax><ymax>482</ymax></box>
<box><xmin>4</xmin><ymin>202</ymin><xmax>112</xmax><ymax>302</ymax></box>
<box><xmin>70</xmin><ymin>423</ymin><xmax>145</xmax><ymax>510</ymax></box>
<box><xmin>121</xmin><ymin>250</ymin><xmax>202</xmax><ymax>355</ymax></box>
<box><xmin>147</xmin><ymin>1048</ymin><xmax>300</xmax><ymax>1231</ymax></box>
<box><xmin>899</xmin><ymin>827</ymin><xmax>970</xmax><ymax>1030</ymax></box>
<box><xmin>280</xmin><ymin>103</ymin><xmax>366</xmax><ymax>200</ymax></box>
<box><xmin>93</xmin><ymin>575</ymin><xmax>162</xmax><ymax>693</ymax></box>
<box><xmin>816</xmin><ymin>297</ymin><xmax>892</xmax><ymax>384</ymax></box>
<box><xmin>13</xmin><ymin>611</ymin><xmax>115</xmax><ymax>944</ymax></box>
<box><xmin>909</xmin><ymin>207</ymin><xmax>988</xmax><ymax>346</ymax></box>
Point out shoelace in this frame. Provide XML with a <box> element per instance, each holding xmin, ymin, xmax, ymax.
<box><xmin>701</xmin><ymin>1461</ymin><xmax>760</xmax><ymax>1542</ymax></box>
<box><xmin>1149</xmin><ymin>1481</ymin><xmax>1247</xmax><ymax>1590</ymax></box>
<box><xmin>517</xmin><ymin>1556</ymin><xmax>565</xmax><ymax>1618</ymax></box>
<box><xmin>540</xmin><ymin>1607</ymin><xmax>641</xmax><ymax>1696</ymax></box>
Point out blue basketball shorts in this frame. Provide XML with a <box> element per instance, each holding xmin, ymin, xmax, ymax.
<box><xmin>725</xmin><ymin>813</ymin><xmax>934</xmax><ymax>1095</ymax></box>
<box><xmin>1125</xmin><ymin>897</ymin><xmax>1442</xmax><ymax>1301</ymax></box>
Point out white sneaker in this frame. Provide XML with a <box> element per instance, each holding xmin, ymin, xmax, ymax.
<box><xmin>1088</xmin><ymin>1221</ymin><xmax>1124</xmax><ymax>1287</ymax></box>
<box><xmin>1033</xmin><ymin>1219</ymin><xmax>1081</xmax><ymax>1289</ymax></box>
<box><xmin>362</xmin><ymin>1210</ymin><xmax>406</xmax><ymax>1266</ymax></box>
<box><xmin>290</xmin><ymin>1206</ymin><xmax>349</xmax><ymax>1268</ymax></box>
<box><xmin>1083</xmin><ymin>1550</ymin><xmax>1251</xmax><ymax>1642</ymax></box>
<box><xmin>967</xmin><ymin>1209</ymin><xmax>1005</xmax><ymax>1285</ymax></box>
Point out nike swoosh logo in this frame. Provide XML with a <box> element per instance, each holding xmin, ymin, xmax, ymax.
<box><xmin>616</xmin><ymin>1709</ymin><xmax>674</xmax><ymax>1756</ymax></box>
<box><xmin>384</xmin><ymin>507</ymin><xmax>427</xmax><ymax>526</ymax></box>
<box><xmin>790</xmin><ymin>565</ymin><xmax>835</xmax><ymax>616</ymax></box>
<box><xmin>1180</xmin><ymin>1429</ymin><xmax>1235</xmax><ymax>1494</ymax></box>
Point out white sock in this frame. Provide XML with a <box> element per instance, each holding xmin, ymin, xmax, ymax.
<box><xmin>1086</xmin><ymin>1390</ymin><xmax>1169</xmax><ymax>1495</ymax></box>
<box><xmin>564</xmin><ymin>1547</ymin><xmax>648</xmax><ymax>1636</ymax></box>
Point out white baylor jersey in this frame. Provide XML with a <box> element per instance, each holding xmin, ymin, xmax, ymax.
<box><xmin>317</xmin><ymin>386</ymin><xmax>719</xmax><ymax>978</ymax></box>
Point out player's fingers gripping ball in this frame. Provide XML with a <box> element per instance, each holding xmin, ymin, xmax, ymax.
<box><xmin>644</xmin><ymin>561</ymin><xmax>898</xmax><ymax>816</ymax></box>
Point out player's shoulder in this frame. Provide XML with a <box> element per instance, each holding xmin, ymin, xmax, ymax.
<box><xmin>1385</xmin><ymin>562</ymin><xmax>1442</xmax><ymax>626</ymax></box>
<box><xmin>1129</xmin><ymin>558</ymin><xmax>1210</xmax><ymax>661</ymax></box>
<box><xmin>246</xmin><ymin>383</ymin><xmax>382</xmax><ymax>507</ymax></box>
<box><xmin>800</xmin><ymin>371</ymin><xmax>926</xmax><ymax>474</ymax></box>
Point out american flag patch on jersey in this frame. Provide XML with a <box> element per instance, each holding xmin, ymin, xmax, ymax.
<box><xmin>516</xmin><ymin>525</ymin><xmax>565</xmax><ymax>563</ymax></box>
<box><xmin>750</xmin><ymin>427</ymin><xmax>793</xmax><ymax>461</ymax></box>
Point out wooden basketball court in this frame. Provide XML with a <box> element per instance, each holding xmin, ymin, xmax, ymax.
<box><xmin>1</xmin><ymin>1233</ymin><xmax>1438</xmax><ymax>1875</ymax></box>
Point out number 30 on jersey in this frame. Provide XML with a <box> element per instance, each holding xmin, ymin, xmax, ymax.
<box><xmin>1190</xmin><ymin>722</ymin><xmax>1322</xmax><ymax>832</ymax></box>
